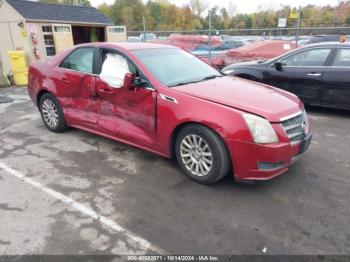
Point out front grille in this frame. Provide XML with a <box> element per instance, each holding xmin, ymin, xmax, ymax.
<box><xmin>281</xmin><ymin>111</ymin><xmax>308</xmax><ymax>143</ymax></box>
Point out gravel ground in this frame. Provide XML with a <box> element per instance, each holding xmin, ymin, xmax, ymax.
<box><xmin>0</xmin><ymin>87</ymin><xmax>349</xmax><ymax>255</ymax></box>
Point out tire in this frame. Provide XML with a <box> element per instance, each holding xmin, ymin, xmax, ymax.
<box><xmin>175</xmin><ymin>124</ymin><xmax>231</xmax><ymax>185</ymax></box>
<box><xmin>39</xmin><ymin>93</ymin><xmax>68</xmax><ymax>133</ymax></box>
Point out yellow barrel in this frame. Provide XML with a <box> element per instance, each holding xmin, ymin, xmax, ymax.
<box><xmin>8</xmin><ymin>51</ymin><xmax>27</xmax><ymax>70</ymax></box>
<box><xmin>12</xmin><ymin>68</ymin><xmax>28</xmax><ymax>85</ymax></box>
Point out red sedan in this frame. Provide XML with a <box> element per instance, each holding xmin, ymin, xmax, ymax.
<box><xmin>28</xmin><ymin>42</ymin><xmax>311</xmax><ymax>184</ymax></box>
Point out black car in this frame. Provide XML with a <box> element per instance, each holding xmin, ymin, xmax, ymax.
<box><xmin>308</xmin><ymin>35</ymin><xmax>344</xmax><ymax>44</ymax></box>
<box><xmin>222</xmin><ymin>42</ymin><xmax>350</xmax><ymax>110</ymax></box>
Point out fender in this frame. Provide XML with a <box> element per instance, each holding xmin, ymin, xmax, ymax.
<box><xmin>232</xmin><ymin>69</ymin><xmax>264</xmax><ymax>81</ymax></box>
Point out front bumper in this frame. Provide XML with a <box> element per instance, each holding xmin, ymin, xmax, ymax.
<box><xmin>227</xmin><ymin>133</ymin><xmax>312</xmax><ymax>181</ymax></box>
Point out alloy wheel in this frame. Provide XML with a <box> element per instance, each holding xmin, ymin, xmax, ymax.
<box><xmin>180</xmin><ymin>134</ymin><xmax>213</xmax><ymax>176</ymax></box>
<box><xmin>41</xmin><ymin>98</ymin><xmax>59</xmax><ymax>128</ymax></box>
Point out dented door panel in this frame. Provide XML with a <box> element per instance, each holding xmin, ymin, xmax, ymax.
<box><xmin>115</xmin><ymin>87</ymin><xmax>156</xmax><ymax>146</ymax></box>
<box><xmin>96</xmin><ymin>76</ymin><xmax>157</xmax><ymax>147</ymax></box>
<box><xmin>52</xmin><ymin>68</ymin><xmax>100</xmax><ymax>125</ymax></box>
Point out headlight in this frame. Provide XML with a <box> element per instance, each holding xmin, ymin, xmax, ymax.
<box><xmin>222</xmin><ymin>69</ymin><xmax>235</xmax><ymax>75</ymax></box>
<box><xmin>242</xmin><ymin>113</ymin><xmax>279</xmax><ymax>144</ymax></box>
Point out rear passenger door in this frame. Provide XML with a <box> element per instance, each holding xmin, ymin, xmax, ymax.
<box><xmin>321</xmin><ymin>48</ymin><xmax>350</xmax><ymax>109</ymax></box>
<box><xmin>53</xmin><ymin>47</ymin><xmax>99</xmax><ymax>126</ymax></box>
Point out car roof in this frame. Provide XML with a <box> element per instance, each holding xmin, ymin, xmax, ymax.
<box><xmin>79</xmin><ymin>42</ymin><xmax>176</xmax><ymax>51</ymax></box>
<box><xmin>303</xmin><ymin>42</ymin><xmax>350</xmax><ymax>48</ymax></box>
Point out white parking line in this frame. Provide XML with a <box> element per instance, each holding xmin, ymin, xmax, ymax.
<box><xmin>0</xmin><ymin>162</ymin><xmax>165</xmax><ymax>254</ymax></box>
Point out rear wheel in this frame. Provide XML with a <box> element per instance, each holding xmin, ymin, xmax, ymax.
<box><xmin>175</xmin><ymin>124</ymin><xmax>231</xmax><ymax>184</ymax></box>
<box><xmin>39</xmin><ymin>93</ymin><xmax>67</xmax><ymax>133</ymax></box>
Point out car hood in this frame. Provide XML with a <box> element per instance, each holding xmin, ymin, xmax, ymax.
<box><xmin>172</xmin><ymin>76</ymin><xmax>303</xmax><ymax>122</ymax></box>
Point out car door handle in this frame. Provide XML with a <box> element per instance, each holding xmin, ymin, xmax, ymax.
<box><xmin>307</xmin><ymin>73</ymin><xmax>322</xmax><ymax>77</ymax></box>
<box><xmin>98</xmin><ymin>88</ymin><xmax>114</xmax><ymax>95</ymax></box>
<box><xmin>61</xmin><ymin>77</ymin><xmax>70</xmax><ymax>84</ymax></box>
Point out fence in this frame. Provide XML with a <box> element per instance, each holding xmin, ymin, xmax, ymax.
<box><xmin>127</xmin><ymin>26</ymin><xmax>350</xmax><ymax>39</ymax></box>
<box><xmin>126</xmin><ymin>26</ymin><xmax>350</xmax><ymax>68</ymax></box>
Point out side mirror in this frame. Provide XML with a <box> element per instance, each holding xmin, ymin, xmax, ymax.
<box><xmin>123</xmin><ymin>73</ymin><xmax>134</xmax><ymax>91</ymax></box>
<box><xmin>132</xmin><ymin>76</ymin><xmax>149</xmax><ymax>87</ymax></box>
<box><xmin>274</xmin><ymin>61</ymin><xmax>283</xmax><ymax>71</ymax></box>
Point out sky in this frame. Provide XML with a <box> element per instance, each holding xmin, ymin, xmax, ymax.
<box><xmin>90</xmin><ymin>0</ymin><xmax>340</xmax><ymax>13</ymax></box>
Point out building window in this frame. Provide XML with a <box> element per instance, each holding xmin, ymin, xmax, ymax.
<box><xmin>44</xmin><ymin>35</ymin><xmax>54</xmax><ymax>45</ymax></box>
<box><xmin>108</xmin><ymin>26</ymin><xmax>125</xmax><ymax>33</ymax></box>
<box><xmin>54</xmin><ymin>25</ymin><xmax>70</xmax><ymax>32</ymax></box>
<box><xmin>42</xmin><ymin>25</ymin><xmax>56</xmax><ymax>57</ymax></box>
<box><xmin>42</xmin><ymin>26</ymin><xmax>52</xmax><ymax>33</ymax></box>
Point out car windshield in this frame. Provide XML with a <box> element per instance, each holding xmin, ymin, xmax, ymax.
<box><xmin>132</xmin><ymin>48</ymin><xmax>222</xmax><ymax>87</ymax></box>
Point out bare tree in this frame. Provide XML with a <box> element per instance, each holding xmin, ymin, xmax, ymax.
<box><xmin>190</xmin><ymin>0</ymin><xmax>209</xmax><ymax>16</ymax></box>
<box><xmin>228</xmin><ymin>0</ymin><xmax>237</xmax><ymax>18</ymax></box>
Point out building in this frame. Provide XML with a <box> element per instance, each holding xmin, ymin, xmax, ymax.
<box><xmin>0</xmin><ymin>0</ymin><xmax>126</xmax><ymax>74</ymax></box>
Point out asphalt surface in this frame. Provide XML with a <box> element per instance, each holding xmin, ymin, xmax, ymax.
<box><xmin>0</xmin><ymin>87</ymin><xmax>349</xmax><ymax>255</ymax></box>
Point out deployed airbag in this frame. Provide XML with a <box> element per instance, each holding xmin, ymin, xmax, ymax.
<box><xmin>99</xmin><ymin>53</ymin><xmax>130</xmax><ymax>88</ymax></box>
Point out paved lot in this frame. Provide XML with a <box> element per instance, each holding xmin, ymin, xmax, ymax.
<box><xmin>0</xmin><ymin>87</ymin><xmax>349</xmax><ymax>255</ymax></box>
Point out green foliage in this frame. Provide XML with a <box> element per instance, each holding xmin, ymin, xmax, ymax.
<box><xmin>90</xmin><ymin>28</ymin><xmax>98</xmax><ymax>42</ymax></box>
<box><xmin>97</xmin><ymin>0</ymin><xmax>350</xmax><ymax>31</ymax></box>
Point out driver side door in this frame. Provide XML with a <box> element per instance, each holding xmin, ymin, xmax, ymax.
<box><xmin>96</xmin><ymin>48</ymin><xmax>157</xmax><ymax>147</ymax></box>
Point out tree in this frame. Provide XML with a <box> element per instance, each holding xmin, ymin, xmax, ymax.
<box><xmin>190</xmin><ymin>0</ymin><xmax>209</xmax><ymax>17</ymax></box>
<box><xmin>97</xmin><ymin>0</ymin><xmax>350</xmax><ymax>32</ymax></box>
<box><xmin>98</xmin><ymin>3</ymin><xmax>113</xmax><ymax>20</ymax></box>
<box><xmin>221</xmin><ymin>8</ymin><xmax>230</xmax><ymax>29</ymax></box>
<box><xmin>110</xmin><ymin>0</ymin><xmax>145</xmax><ymax>30</ymax></box>
<box><xmin>228</xmin><ymin>1</ymin><xmax>237</xmax><ymax>18</ymax></box>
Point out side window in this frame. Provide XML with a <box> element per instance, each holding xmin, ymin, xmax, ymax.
<box><xmin>280</xmin><ymin>48</ymin><xmax>331</xmax><ymax>67</ymax></box>
<box><xmin>332</xmin><ymin>49</ymin><xmax>350</xmax><ymax>67</ymax></box>
<box><xmin>60</xmin><ymin>48</ymin><xmax>94</xmax><ymax>74</ymax></box>
<box><xmin>99</xmin><ymin>52</ymin><xmax>131</xmax><ymax>88</ymax></box>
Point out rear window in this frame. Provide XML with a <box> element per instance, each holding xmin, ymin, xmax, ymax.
<box><xmin>332</xmin><ymin>49</ymin><xmax>350</xmax><ymax>67</ymax></box>
<box><xmin>60</xmin><ymin>48</ymin><xmax>94</xmax><ymax>74</ymax></box>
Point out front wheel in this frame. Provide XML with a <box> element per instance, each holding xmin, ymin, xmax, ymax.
<box><xmin>39</xmin><ymin>93</ymin><xmax>68</xmax><ymax>133</ymax></box>
<box><xmin>175</xmin><ymin>124</ymin><xmax>231</xmax><ymax>184</ymax></box>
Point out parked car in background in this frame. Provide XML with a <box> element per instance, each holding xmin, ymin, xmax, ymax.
<box><xmin>224</xmin><ymin>40</ymin><xmax>299</xmax><ymax>65</ymax></box>
<box><xmin>222</xmin><ymin>40</ymin><xmax>246</xmax><ymax>49</ymax></box>
<box><xmin>127</xmin><ymin>36</ymin><xmax>140</xmax><ymax>42</ymax></box>
<box><xmin>308</xmin><ymin>35</ymin><xmax>343</xmax><ymax>44</ymax></box>
<box><xmin>157</xmin><ymin>36</ymin><xmax>168</xmax><ymax>41</ymax></box>
<box><xmin>222</xmin><ymin>42</ymin><xmax>350</xmax><ymax>110</ymax></box>
<box><xmin>139</xmin><ymin>33</ymin><xmax>157</xmax><ymax>42</ymax></box>
<box><xmin>297</xmin><ymin>36</ymin><xmax>314</xmax><ymax>46</ymax></box>
<box><xmin>28</xmin><ymin>42</ymin><xmax>311</xmax><ymax>184</ymax></box>
<box><xmin>220</xmin><ymin>35</ymin><xmax>261</xmax><ymax>45</ymax></box>
<box><xmin>219</xmin><ymin>35</ymin><xmax>233</xmax><ymax>41</ymax></box>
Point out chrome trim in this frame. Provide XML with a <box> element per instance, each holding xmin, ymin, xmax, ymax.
<box><xmin>159</xmin><ymin>94</ymin><xmax>178</xmax><ymax>104</ymax></box>
<box><xmin>307</xmin><ymin>73</ymin><xmax>322</xmax><ymax>76</ymax></box>
<box><xmin>280</xmin><ymin>111</ymin><xmax>303</xmax><ymax>122</ymax></box>
<box><xmin>56</xmin><ymin>67</ymin><xmax>99</xmax><ymax>77</ymax></box>
<box><xmin>290</xmin><ymin>140</ymin><xmax>302</xmax><ymax>146</ymax></box>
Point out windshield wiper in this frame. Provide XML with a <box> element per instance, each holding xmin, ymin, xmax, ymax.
<box><xmin>200</xmin><ymin>74</ymin><xmax>222</xmax><ymax>81</ymax></box>
<box><xmin>169</xmin><ymin>80</ymin><xmax>200</xmax><ymax>87</ymax></box>
<box><xmin>169</xmin><ymin>75</ymin><xmax>222</xmax><ymax>87</ymax></box>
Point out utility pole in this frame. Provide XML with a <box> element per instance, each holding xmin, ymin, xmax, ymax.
<box><xmin>295</xmin><ymin>5</ymin><xmax>302</xmax><ymax>46</ymax></box>
<box><xmin>142</xmin><ymin>16</ymin><xmax>147</xmax><ymax>42</ymax></box>
<box><xmin>208</xmin><ymin>10</ymin><xmax>212</xmax><ymax>63</ymax></box>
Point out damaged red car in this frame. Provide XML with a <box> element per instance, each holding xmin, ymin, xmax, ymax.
<box><xmin>28</xmin><ymin>43</ymin><xmax>311</xmax><ymax>184</ymax></box>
